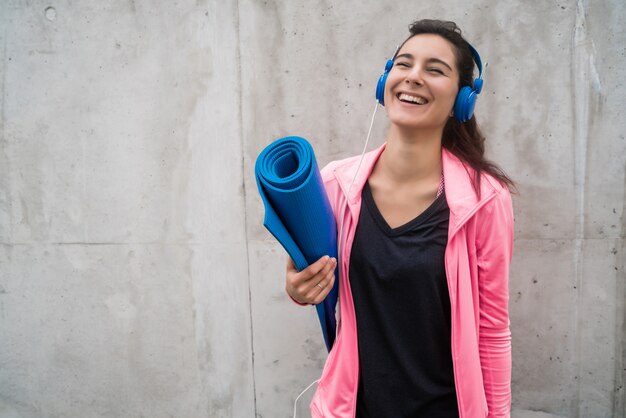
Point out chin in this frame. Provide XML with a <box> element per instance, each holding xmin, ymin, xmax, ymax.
<box><xmin>389</xmin><ymin>115</ymin><xmax>443</xmax><ymax>132</ymax></box>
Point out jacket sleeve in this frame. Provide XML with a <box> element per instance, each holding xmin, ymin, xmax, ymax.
<box><xmin>475</xmin><ymin>187</ymin><xmax>514</xmax><ymax>417</ymax></box>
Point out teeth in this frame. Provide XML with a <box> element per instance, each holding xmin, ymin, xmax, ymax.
<box><xmin>399</xmin><ymin>93</ymin><xmax>427</xmax><ymax>105</ymax></box>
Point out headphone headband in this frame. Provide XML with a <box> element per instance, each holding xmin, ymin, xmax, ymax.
<box><xmin>468</xmin><ymin>44</ymin><xmax>484</xmax><ymax>94</ymax></box>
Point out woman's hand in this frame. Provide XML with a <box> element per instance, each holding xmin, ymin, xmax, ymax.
<box><xmin>286</xmin><ymin>255</ymin><xmax>337</xmax><ymax>305</ymax></box>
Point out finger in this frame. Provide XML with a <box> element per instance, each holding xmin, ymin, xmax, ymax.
<box><xmin>317</xmin><ymin>260</ymin><xmax>336</xmax><ymax>290</ymax></box>
<box><xmin>301</xmin><ymin>256</ymin><xmax>336</xmax><ymax>294</ymax></box>
<box><xmin>312</xmin><ymin>273</ymin><xmax>336</xmax><ymax>305</ymax></box>
<box><xmin>323</xmin><ymin>265</ymin><xmax>337</xmax><ymax>289</ymax></box>
<box><xmin>291</xmin><ymin>256</ymin><xmax>331</xmax><ymax>290</ymax></box>
<box><xmin>316</xmin><ymin>271</ymin><xmax>335</xmax><ymax>302</ymax></box>
<box><xmin>321</xmin><ymin>257</ymin><xmax>336</xmax><ymax>277</ymax></box>
<box><xmin>300</xmin><ymin>255</ymin><xmax>331</xmax><ymax>281</ymax></box>
<box><xmin>309</xmin><ymin>262</ymin><xmax>337</xmax><ymax>304</ymax></box>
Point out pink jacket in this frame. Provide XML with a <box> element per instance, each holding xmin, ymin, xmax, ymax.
<box><xmin>310</xmin><ymin>143</ymin><xmax>513</xmax><ymax>418</ymax></box>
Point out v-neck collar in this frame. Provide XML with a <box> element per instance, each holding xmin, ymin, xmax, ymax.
<box><xmin>362</xmin><ymin>181</ymin><xmax>447</xmax><ymax>237</ymax></box>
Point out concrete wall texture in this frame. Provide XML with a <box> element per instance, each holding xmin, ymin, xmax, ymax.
<box><xmin>0</xmin><ymin>0</ymin><xmax>624</xmax><ymax>417</ymax></box>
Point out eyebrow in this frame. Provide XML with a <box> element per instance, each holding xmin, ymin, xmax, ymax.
<box><xmin>395</xmin><ymin>53</ymin><xmax>453</xmax><ymax>71</ymax></box>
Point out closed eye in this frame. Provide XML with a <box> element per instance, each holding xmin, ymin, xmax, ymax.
<box><xmin>428</xmin><ymin>68</ymin><xmax>444</xmax><ymax>75</ymax></box>
<box><xmin>395</xmin><ymin>62</ymin><xmax>410</xmax><ymax>68</ymax></box>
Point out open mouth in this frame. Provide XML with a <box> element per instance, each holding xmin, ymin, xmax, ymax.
<box><xmin>397</xmin><ymin>93</ymin><xmax>429</xmax><ymax>105</ymax></box>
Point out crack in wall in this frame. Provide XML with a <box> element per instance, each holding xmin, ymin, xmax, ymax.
<box><xmin>235</xmin><ymin>0</ymin><xmax>258</xmax><ymax>416</ymax></box>
<box><xmin>572</xmin><ymin>1</ymin><xmax>589</xmax><ymax>416</ymax></box>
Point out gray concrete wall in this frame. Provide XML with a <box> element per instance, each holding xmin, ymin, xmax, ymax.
<box><xmin>0</xmin><ymin>1</ymin><xmax>623</xmax><ymax>417</ymax></box>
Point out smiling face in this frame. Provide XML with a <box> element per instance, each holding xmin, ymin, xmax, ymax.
<box><xmin>384</xmin><ymin>34</ymin><xmax>460</xmax><ymax>133</ymax></box>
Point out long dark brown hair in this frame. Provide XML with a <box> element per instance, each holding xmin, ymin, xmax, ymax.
<box><xmin>396</xmin><ymin>19</ymin><xmax>516</xmax><ymax>197</ymax></box>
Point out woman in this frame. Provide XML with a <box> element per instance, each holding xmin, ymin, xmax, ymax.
<box><xmin>286</xmin><ymin>19</ymin><xmax>514</xmax><ymax>418</ymax></box>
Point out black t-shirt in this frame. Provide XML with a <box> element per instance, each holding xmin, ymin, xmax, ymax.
<box><xmin>350</xmin><ymin>182</ymin><xmax>459</xmax><ymax>418</ymax></box>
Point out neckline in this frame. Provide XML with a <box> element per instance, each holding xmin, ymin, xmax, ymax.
<box><xmin>363</xmin><ymin>182</ymin><xmax>446</xmax><ymax>237</ymax></box>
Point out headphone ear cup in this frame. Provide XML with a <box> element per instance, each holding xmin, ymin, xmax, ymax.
<box><xmin>454</xmin><ymin>86</ymin><xmax>477</xmax><ymax>122</ymax></box>
<box><xmin>376</xmin><ymin>72</ymin><xmax>388</xmax><ymax>105</ymax></box>
<box><xmin>376</xmin><ymin>59</ymin><xmax>394</xmax><ymax>106</ymax></box>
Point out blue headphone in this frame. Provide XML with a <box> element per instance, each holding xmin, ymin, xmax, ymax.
<box><xmin>375</xmin><ymin>43</ymin><xmax>484</xmax><ymax>123</ymax></box>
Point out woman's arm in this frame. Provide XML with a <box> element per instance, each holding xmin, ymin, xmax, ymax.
<box><xmin>476</xmin><ymin>187</ymin><xmax>515</xmax><ymax>418</ymax></box>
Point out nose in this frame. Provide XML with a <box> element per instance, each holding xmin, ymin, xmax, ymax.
<box><xmin>404</xmin><ymin>65</ymin><xmax>424</xmax><ymax>85</ymax></box>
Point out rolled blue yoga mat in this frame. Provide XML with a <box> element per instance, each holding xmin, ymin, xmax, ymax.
<box><xmin>255</xmin><ymin>136</ymin><xmax>338</xmax><ymax>351</ymax></box>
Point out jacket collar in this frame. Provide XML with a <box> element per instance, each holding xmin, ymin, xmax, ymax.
<box><xmin>332</xmin><ymin>142</ymin><xmax>501</xmax><ymax>235</ymax></box>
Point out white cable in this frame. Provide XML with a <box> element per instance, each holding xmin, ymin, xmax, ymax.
<box><xmin>292</xmin><ymin>101</ymin><xmax>381</xmax><ymax>418</ymax></box>
<box><xmin>293</xmin><ymin>378</ymin><xmax>320</xmax><ymax>418</ymax></box>
<box><xmin>338</xmin><ymin>101</ymin><xmax>379</xmax><ymax>258</ymax></box>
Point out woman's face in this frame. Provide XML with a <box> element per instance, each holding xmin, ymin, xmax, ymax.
<box><xmin>384</xmin><ymin>34</ymin><xmax>460</xmax><ymax>133</ymax></box>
